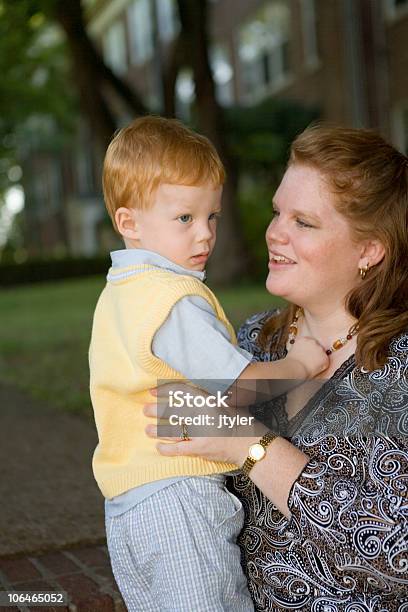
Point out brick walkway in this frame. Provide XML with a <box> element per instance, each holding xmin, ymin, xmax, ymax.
<box><xmin>0</xmin><ymin>546</ymin><xmax>125</xmax><ymax>611</ymax></box>
<box><xmin>0</xmin><ymin>385</ymin><xmax>125</xmax><ymax>610</ymax></box>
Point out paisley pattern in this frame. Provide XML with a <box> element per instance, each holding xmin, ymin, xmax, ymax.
<box><xmin>228</xmin><ymin>311</ymin><xmax>408</xmax><ymax>611</ymax></box>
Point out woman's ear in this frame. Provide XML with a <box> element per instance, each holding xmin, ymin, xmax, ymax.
<box><xmin>115</xmin><ymin>207</ymin><xmax>140</xmax><ymax>241</ymax></box>
<box><xmin>359</xmin><ymin>239</ymin><xmax>386</xmax><ymax>269</ymax></box>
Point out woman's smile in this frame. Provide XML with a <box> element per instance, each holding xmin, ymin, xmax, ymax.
<box><xmin>268</xmin><ymin>250</ymin><xmax>297</xmax><ymax>269</ymax></box>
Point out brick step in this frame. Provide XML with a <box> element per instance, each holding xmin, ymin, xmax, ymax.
<box><xmin>0</xmin><ymin>546</ymin><xmax>125</xmax><ymax>611</ymax></box>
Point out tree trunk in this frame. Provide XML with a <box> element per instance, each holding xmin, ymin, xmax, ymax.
<box><xmin>162</xmin><ymin>35</ymin><xmax>185</xmax><ymax>117</ymax></box>
<box><xmin>44</xmin><ymin>0</ymin><xmax>148</xmax><ymax>149</ymax></box>
<box><xmin>177</xmin><ymin>0</ymin><xmax>248</xmax><ymax>283</ymax></box>
<box><xmin>41</xmin><ymin>0</ymin><xmax>248</xmax><ymax>282</ymax></box>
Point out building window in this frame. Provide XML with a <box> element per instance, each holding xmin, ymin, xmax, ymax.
<box><xmin>103</xmin><ymin>20</ymin><xmax>127</xmax><ymax>75</ymax></box>
<box><xmin>403</xmin><ymin>108</ymin><xmax>408</xmax><ymax>153</ymax></box>
<box><xmin>128</xmin><ymin>0</ymin><xmax>153</xmax><ymax>65</ymax></box>
<box><xmin>210</xmin><ymin>45</ymin><xmax>234</xmax><ymax>106</ymax></box>
<box><xmin>392</xmin><ymin>104</ymin><xmax>408</xmax><ymax>153</ymax></box>
<box><xmin>175</xmin><ymin>69</ymin><xmax>195</xmax><ymax>120</ymax></box>
<box><xmin>238</xmin><ymin>0</ymin><xmax>291</xmax><ymax>101</ymax></box>
<box><xmin>385</xmin><ymin>0</ymin><xmax>408</xmax><ymax>20</ymax></box>
<box><xmin>156</xmin><ymin>0</ymin><xmax>180</xmax><ymax>42</ymax></box>
<box><xmin>300</xmin><ymin>0</ymin><xmax>319</xmax><ymax>69</ymax></box>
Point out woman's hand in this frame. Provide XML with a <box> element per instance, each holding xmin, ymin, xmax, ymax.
<box><xmin>143</xmin><ymin>387</ymin><xmax>257</xmax><ymax>466</ymax></box>
<box><xmin>144</xmin><ymin>385</ymin><xmax>310</xmax><ymax>517</ymax></box>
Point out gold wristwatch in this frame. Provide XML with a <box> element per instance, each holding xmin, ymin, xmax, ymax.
<box><xmin>241</xmin><ymin>432</ymin><xmax>277</xmax><ymax>477</ymax></box>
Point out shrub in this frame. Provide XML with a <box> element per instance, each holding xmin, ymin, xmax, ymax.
<box><xmin>0</xmin><ymin>255</ymin><xmax>109</xmax><ymax>287</ymax></box>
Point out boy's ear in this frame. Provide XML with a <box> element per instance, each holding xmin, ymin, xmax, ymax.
<box><xmin>115</xmin><ymin>207</ymin><xmax>141</xmax><ymax>240</ymax></box>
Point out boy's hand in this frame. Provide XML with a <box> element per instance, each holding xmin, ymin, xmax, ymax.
<box><xmin>286</xmin><ymin>336</ymin><xmax>329</xmax><ymax>378</ymax></box>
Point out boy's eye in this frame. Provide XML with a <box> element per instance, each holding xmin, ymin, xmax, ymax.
<box><xmin>296</xmin><ymin>218</ymin><xmax>313</xmax><ymax>228</ymax></box>
<box><xmin>209</xmin><ymin>212</ymin><xmax>221</xmax><ymax>221</ymax></box>
<box><xmin>178</xmin><ymin>214</ymin><xmax>192</xmax><ymax>224</ymax></box>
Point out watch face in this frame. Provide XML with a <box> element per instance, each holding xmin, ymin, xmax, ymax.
<box><xmin>249</xmin><ymin>443</ymin><xmax>266</xmax><ymax>461</ymax></box>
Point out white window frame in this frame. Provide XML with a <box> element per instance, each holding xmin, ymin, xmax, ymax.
<box><xmin>175</xmin><ymin>68</ymin><xmax>195</xmax><ymax>120</ymax></box>
<box><xmin>237</xmin><ymin>1</ymin><xmax>292</xmax><ymax>104</ymax></box>
<box><xmin>102</xmin><ymin>20</ymin><xmax>127</xmax><ymax>75</ymax></box>
<box><xmin>127</xmin><ymin>0</ymin><xmax>154</xmax><ymax>65</ymax></box>
<box><xmin>156</xmin><ymin>0</ymin><xmax>180</xmax><ymax>42</ymax></box>
<box><xmin>210</xmin><ymin>44</ymin><xmax>234</xmax><ymax>106</ymax></box>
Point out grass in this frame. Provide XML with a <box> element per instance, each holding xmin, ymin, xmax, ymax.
<box><xmin>0</xmin><ymin>275</ymin><xmax>284</xmax><ymax>418</ymax></box>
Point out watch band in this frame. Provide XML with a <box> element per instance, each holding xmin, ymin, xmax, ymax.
<box><xmin>241</xmin><ymin>431</ymin><xmax>277</xmax><ymax>477</ymax></box>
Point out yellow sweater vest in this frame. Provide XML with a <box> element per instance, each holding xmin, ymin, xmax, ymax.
<box><xmin>89</xmin><ymin>265</ymin><xmax>238</xmax><ymax>499</ymax></box>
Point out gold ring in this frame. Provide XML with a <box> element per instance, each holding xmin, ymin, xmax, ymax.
<box><xmin>181</xmin><ymin>423</ymin><xmax>190</xmax><ymax>441</ymax></box>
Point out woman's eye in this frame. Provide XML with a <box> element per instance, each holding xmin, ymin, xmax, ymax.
<box><xmin>272</xmin><ymin>209</ymin><xmax>280</xmax><ymax>218</ymax></box>
<box><xmin>178</xmin><ymin>214</ymin><xmax>192</xmax><ymax>224</ymax></box>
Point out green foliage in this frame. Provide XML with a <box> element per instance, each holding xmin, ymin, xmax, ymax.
<box><xmin>224</xmin><ymin>97</ymin><xmax>320</xmax><ymax>280</ymax></box>
<box><xmin>0</xmin><ymin>0</ymin><xmax>77</xmax><ymax>193</ymax></box>
<box><xmin>0</xmin><ymin>255</ymin><xmax>110</xmax><ymax>287</ymax></box>
<box><xmin>224</xmin><ymin>96</ymin><xmax>320</xmax><ymax>178</ymax></box>
<box><xmin>238</xmin><ymin>181</ymin><xmax>274</xmax><ymax>281</ymax></box>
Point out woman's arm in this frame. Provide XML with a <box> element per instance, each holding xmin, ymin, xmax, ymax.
<box><xmin>144</xmin><ymin>399</ymin><xmax>309</xmax><ymax>518</ymax></box>
<box><xmin>147</xmin><ymin>408</ymin><xmax>408</xmax><ymax>586</ymax></box>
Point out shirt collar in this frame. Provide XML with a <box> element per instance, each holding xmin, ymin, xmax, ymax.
<box><xmin>110</xmin><ymin>248</ymin><xmax>206</xmax><ymax>281</ymax></box>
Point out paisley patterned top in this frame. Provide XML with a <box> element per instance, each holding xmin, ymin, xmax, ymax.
<box><xmin>227</xmin><ymin>310</ymin><xmax>408</xmax><ymax>612</ymax></box>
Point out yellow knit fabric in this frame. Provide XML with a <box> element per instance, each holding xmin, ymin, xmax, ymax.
<box><xmin>89</xmin><ymin>265</ymin><xmax>238</xmax><ymax>499</ymax></box>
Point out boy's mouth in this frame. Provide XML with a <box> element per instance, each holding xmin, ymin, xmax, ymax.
<box><xmin>191</xmin><ymin>252</ymin><xmax>209</xmax><ymax>264</ymax></box>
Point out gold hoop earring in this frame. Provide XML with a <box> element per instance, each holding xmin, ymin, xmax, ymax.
<box><xmin>359</xmin><ymin>263</ymin><xmax>369</xmax><ymax>279</ymax></box>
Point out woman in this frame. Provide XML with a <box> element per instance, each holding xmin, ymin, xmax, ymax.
<box><xmin>145</xmin><ymin>125</ymin><xmax>408</xmax><ymax>611</ymax></box>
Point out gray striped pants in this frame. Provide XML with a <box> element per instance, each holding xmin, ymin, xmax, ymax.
<box><xmin>105</xmin><ymin>475</ymin><xmax>254</xmax><ymax>611</ymax></box>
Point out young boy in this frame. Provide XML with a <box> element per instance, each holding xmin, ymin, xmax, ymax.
<box><xmin>89</xmin><ymin>116</ymin><xmax>328</xmax><ymax>611</ymax></box>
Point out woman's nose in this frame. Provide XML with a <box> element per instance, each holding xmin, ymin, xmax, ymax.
<box><xmin>266</xmin><ymin>218</ymin><xmax>289</xmax><ymax>245</ymax></box>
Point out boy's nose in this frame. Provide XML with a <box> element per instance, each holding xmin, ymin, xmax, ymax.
<box><xmin>197</xmin><ymin>222</ymin><xmax>214</xmax><ymax>242</ymax></box>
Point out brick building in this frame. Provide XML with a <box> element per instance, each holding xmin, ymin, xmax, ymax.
<box><xmin>21</xmin><ymin>0</ymin><xmax>408</xmax><ymax>258</ymax></box>
<box><xmin>86</xmin><ymin>0</ymin><xmax>408</xmax><ymax>150</ymax></box>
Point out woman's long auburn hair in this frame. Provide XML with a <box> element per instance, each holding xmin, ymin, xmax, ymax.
<box><xmin>259</xmin><ymin>124</ymin><xmax>408</xmax><ymax>371</ymax></box>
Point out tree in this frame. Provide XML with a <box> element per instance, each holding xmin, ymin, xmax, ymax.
<box><xmin>176</xmin><ymin>0</ymin><xmax>248</xmax><ymax>282</ymax></box>
<box><xmin>0</xmin><ymin>0</ymin><xmax>75</xmax><ymax>192</ymax></box>
<box><xmin>40</xmin><ymin>0</ymin><xmax>248</xmax><ymax>282</ymax></box>
<box><xmin>0</xmin><ymin>0</ymin><xmax>79</xmax><ymax>257</ymax></box>
<box><xmin>40</xmin><ymin>0</ymin><xmax>148</xmax><ymax>152</ymax></box>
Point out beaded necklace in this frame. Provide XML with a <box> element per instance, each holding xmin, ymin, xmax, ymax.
<box><xmin>288</xmin><ymin>307</ymin><xmax>357</xmax><ymax>355</ymax></box>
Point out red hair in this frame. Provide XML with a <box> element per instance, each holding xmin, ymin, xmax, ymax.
<box><xmin>103</xmin><ymin>116</ymin><xmax>225</xmax><ymax>231</ymax></box>
<box><xmin>260</xmin><ymin>124</ymin><xmax>408</xmax><ymax>370</ymax></box>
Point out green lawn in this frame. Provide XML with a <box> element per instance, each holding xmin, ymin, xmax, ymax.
<box><xmin>0</xmin><ymin>276</ymin><xmax>284</xmax><ymax>418</ymax></box>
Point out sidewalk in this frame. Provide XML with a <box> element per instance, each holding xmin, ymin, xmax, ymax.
<box><xmin>0</xmin><ymin>385</ymin><xmax>125</xmax><ymax>610</ymax></box>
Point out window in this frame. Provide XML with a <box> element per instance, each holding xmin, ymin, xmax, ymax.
<box><xmin>103</xmin><ymin>20</ymin><xmax>127</xmax><ymax>75</ymax></box>
<box><xmin>385</xmin><ymin>0</ymin><xmax>408</xmax><ymax>20</ymax></box>
<box><xmin>128</xmin><ymin>0</ymin><xmax>153</xmax><ymax>65</ymax></box>
<box><xmin>210</xmin><ymin>45</ymin><xmax>234</xmax><ymax>106</ymax></box>
<box><xmin>156</xmin><ymin>0</ymin><xmax>180</xmax><ymax>42</ymax></box>
<box><xmin>300</xmin><ymin>0</ymin><xmax>319</xmax><ymax>69</ymax></box>
<box><xmin>175</xmin><ymin>69</ymin><xmax>195</xmax><ymax>120</ymax></box>
<box><xmin>403</xmin><ymin>108</ymin><xmax>408</xmax><ymax>154</ymax></box>
<box><xmin>392</xmin><ymin>104</ymin><xmax>408</xmax><ymax>154</ymax></box>
<box><xmin>238</xmin><ymin>1</ymin><xmax>291</xmax><ymax>101</ymax></box>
